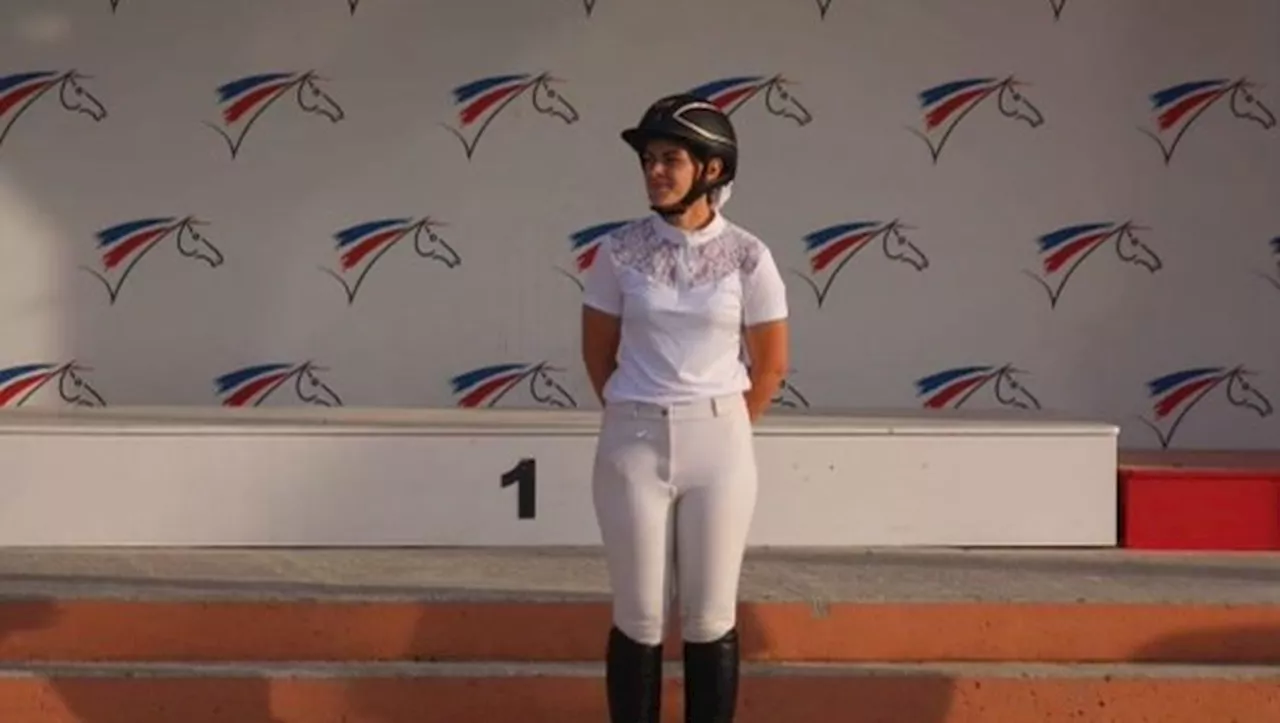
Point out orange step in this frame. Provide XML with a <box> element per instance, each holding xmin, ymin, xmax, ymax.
<box><xmin>1</xmin><ymin>600</ymin><xmax>1279</xmax><ymax>664</ymax></box>
<box><xmin>2</xmin><ymin>546</ymin><xmax>1277</xmax><ymax>721</ymax></box>
<box><xmin>0</xmin><ymin>662</ymin><xmax>1276</xmax><ymax>722</ymax></box>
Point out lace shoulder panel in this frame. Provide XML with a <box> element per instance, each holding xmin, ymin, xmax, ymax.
<box><xmin>608</xmin><ymin>219</ymin><xmax>762</xmax><ymax>287</ymax></box>
<box><xmin>686</xmin><ymin>227</ymin><xmax>763</xmax><ymax>286</ymax></box>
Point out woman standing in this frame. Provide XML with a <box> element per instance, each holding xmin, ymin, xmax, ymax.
<box><xmin>580</xmin><ymin>93</ymin><xmax>790</xmax><ymax>723</ymax></box>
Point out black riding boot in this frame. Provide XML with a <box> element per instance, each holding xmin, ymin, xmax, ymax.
<box><xmin>606</xmin><ymin>626</ymin><xmax>664</xmax><ymax>723</ymax></box>
<box><xmin>682</xmin><ymin>628</ymin><xmax>740</xmax><ymax>723</ymax></box>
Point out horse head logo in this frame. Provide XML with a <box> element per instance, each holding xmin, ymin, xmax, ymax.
<box><xmin>80</xmin><ymin>216</ymin><xmax>223</xmax><ymax>305</ymax></box>
<box><xmin>443</xmin><ymin>72</ymin><xmax>579</xmax><ymax>160</ymax></box>
<box><xmin>321</xmin><ymin>216</ymin><xmax>460</xmax><ymax>303</ymax></box>
<box><xmin>916</xmin><ymin>363</ymin><xmax>1041</xmax><ymax>411</ymax></box>
<box><xmin>0</xmin><ymin>361</ymin><xmax>106</xmax><ymax>408</ymax></box>
<box><xmin>1023</xmin><ymin>220</ymin><xmax>1161</xmax><ymax>308</ymax></box>
<box><xmin>1113</xmin><ymin>223</ymin><xmax>1162</xmax><ymax>271</ymax></box>
<box><xmin>530</xmin><ymin>74</ymin><xmax>578</xmax><ymax>124</ymax></box>
<box><xmin>742</xmin><ymin>365</ymin><xmax>812</xmax><ymax>409</ymax></box>
<box><xmin>296</xmin><ymin>73</ymin><xmax>343</xmax><ymax>121</ymax></box>
<box><xmin>1140</xmin><ymin>78</ymin><xmax>1274</xmax><ymax>164</ymax></box>
<box><xmin>60</xmin><ymin>73</ymin><xmax>107</xmax><ymax>120</ymax></box>
<box><xmin>909</xmin><ymin>76</ymin><xmax>1042</xmax><ymax>162</ymax></box>
<box><xmin>790</xmin><ymin>219</ymin><xmax>929</xmax><ymax>308</ymax></box>
<box><xmin>771</xmin><ymin>376</ymin><xmax>811</xmax><ymax>409</ymax></box>
<box><xmin>206</xmin><ymin>70</ymin><xmax>344</xmax><ymax>159</ymax></box>
<box><xmin>0</xmin><ymin>70</ymin><xmax>106</xmax><ymax>154</ymax></box>
<box><xmin>1140</xmin><ymin>366</ymin><xmax>1271</xmax><ymax>448</ymax></box>
<box><xmin>451</xmin><ymin>361</ymin><xmax>577</xmax><ymax>409</ymax></box>
<box><xmin>688</xmin><ymin>75</ymin><xmax>813</xmax><ymax>126</ymax></box>
<box><xmin>214</xmin><ymin>361</ymin><xmax>343</xmax><ymax>407</ymax></box>
<box><xmin>176</xmin><ymin>219</ymin><xmax>224</xmax><ymax>266</ymax></box>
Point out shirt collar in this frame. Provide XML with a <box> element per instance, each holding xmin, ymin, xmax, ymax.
<box><xmin>650</xmin><ymin>211</ymin><xmax>726</xmax><ymax>247</ymax></box>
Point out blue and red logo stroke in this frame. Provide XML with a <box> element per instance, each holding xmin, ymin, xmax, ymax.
<box><xmin>320</xmin><ymin>217</ymin><xmax>460</xmax><ymax>303</ymax></box>
<box><xmin>555</xmin><ymin>220</ymin><xmax>635</xmax><ymax>290</ymax></box>
<box><xmin>1138</xmin><ymin>366</ymin><xmax>1271</xmax><ymax>448</ymax></box>
<box><xmin>1023</xmin><ymin>221</ymin><xmax>1161</xmax><ymax>308</ymax></box>
<box><xmin>688</xmin><ymin>75</ymin><xmax>812</xmax><ymax>126</ymax></box>
<box><xmin>79</xmin><ymin>216</ymin><xmax>224</xmax><ymax>304</ymax></box>
<box><xmin>206</xmin><ymin>71</ymin><xmax>344</xmax><ymax>159</ymax></box>
<box><xmin>0</xmin><ymin>362</ymin><xmax>105</xmax><ymax>408</ymax></box>
<box><xmin>450</xmin><ymin>362</ymin><xmax>576</xmax><ymax>408</ymax></box>
<box><xmin>214</xmin><ymin>361</ymin><xmax>342</xmax><ymax>407</ymax></box>
<box><xmin>789</xmin><ymin>219</ymin><xmax>928</xmax><ymax>308</ymax></box>
<box><xmin>915</xmin><ymin>364</ymin><xmax>1041</xmax><ymax>411</ymax></box>
<box><xmin>442</xmin><ymin>73</ymin><xmax>579</xmax><ymax>160</ymax></box>
<box><xmin>908</xmin><ymin>76</ymin><xmax>1043</xmax><ymax>162</ymax></box>
<box><xmin>0</xmin><ymin>71</ymin><xmax>106</xmax><ymax>155</ymax></box>
<box><xmin>1139</xmin><ymin>78</ymin><xmax>1273</xmax><ymax>164</ymax></box>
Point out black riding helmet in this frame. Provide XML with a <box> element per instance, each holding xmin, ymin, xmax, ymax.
<box><xmin>621</xmin><ymin>93</ymin><xmax>738</xmax><ymax>217</ymax></box>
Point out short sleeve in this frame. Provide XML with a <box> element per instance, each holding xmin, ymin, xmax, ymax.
<box><xmin>581</xmin><ymin>237</ymin><xmax>622</xmax><ymax>316</ymax></box>
<box><xmin>742</xmin><ymin>243</ymin><xmax>788</xmax><ymax>326</ymax></box>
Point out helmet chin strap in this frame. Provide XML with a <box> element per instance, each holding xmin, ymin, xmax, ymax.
<box><xmin>650</xmin><ymin>160</ymin><xmax>724</xmax><ymax>219</ymax></box>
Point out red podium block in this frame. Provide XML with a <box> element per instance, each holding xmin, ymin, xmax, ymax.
<box><xmin>1119</xmin><ymin>452</ymin><xmax>1280</xmax><ymax>551</ymax></box>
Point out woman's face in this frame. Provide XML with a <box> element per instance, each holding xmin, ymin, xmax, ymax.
<box><xmin>641</xmin><ymin>139</ymin><xmax>719</xmax><ymax>208</ymax></box>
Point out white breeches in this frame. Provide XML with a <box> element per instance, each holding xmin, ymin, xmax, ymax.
<box><xmin>591</xmin><ymin>393</ymin><xmax>758</xmax><ymax>646</ymax></box>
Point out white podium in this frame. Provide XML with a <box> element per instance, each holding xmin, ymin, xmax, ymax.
<box><xmin>0</xmin><ymin>405</ymin><xmax>1117</xmax><ymax>547</ymax></box>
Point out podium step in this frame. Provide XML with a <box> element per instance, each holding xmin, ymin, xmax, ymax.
<box><xmin>0</xmin><ymin>547</ymin><xmax>1277</xmax><ymax>721</ymax></box>
<box><xmin>2</xmin><ymin>599</ymin><xmax>1279</xmax><ymax>664</ymax></box>
<box><xmin>0</xmin><ymin>661</ymin><xmax>1276</xmax><ymax>722</ymax></box>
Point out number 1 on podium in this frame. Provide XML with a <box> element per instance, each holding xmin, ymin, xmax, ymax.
<box><xmin>501</xmin><ymin>458</ymin><xmax>536</xmax><ymax>520</ymax></box>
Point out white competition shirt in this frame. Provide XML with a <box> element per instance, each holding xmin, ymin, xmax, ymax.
<box><xmin>581</xmin><ymin>211</ymin><xmax>789</xmax><ymax>405</ymax></box>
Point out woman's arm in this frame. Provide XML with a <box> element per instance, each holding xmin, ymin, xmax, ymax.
<box><xmin>740</xmin><ymin>242</ymin><xmax>791</xmax><ymax>423</ymax></box>
<box><xmin>579</xmin><ymin>236</ymin><xmax>624</xmax><ymax>406</ymax></box>
<box><xmin>743</xmin><ymin>319</ymin><xmax>788</xmax><ymax>422</ymax></box>
<box><xmin>582</xmin><ymin>305</ymin><xmax>621</xmax><ymax>405</ymax></box>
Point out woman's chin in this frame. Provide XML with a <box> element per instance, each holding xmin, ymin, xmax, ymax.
<box><xmin>647</xmin><ymin>191</ymin><xmax>679</xmax><ymax>207</ymax></box>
